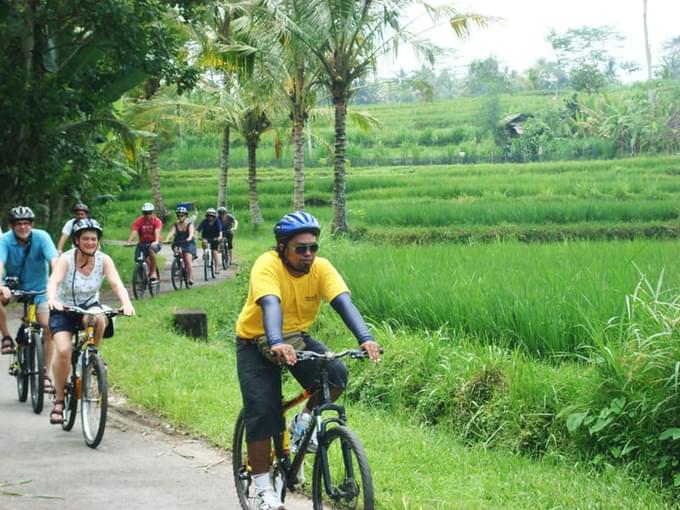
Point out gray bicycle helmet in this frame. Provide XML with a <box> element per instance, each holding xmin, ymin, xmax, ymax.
<box><xmin>217</xmin><ymin>206</ymin><xmax>227</xmax><ymax>214</ymax></box>
<box><xmin>141</xmin><ymin>202</ymin><xmax>155</xmax><ymax>213</ymax></box>
<box><xmin>72</xmin><ymin>218</ymin><xmax>103</xmax><ymax>240</ymax></box>
<box><xmin>9</xmin><ymin>206</ymin><xmax>35</xmax><ymax>224</ymax></box>
<box><xmin>206</xmin><ymin>208</ymin><xmax>217</xmax><ymax>217</ymax></box>
<box><xmin>73</xmin><ymin>203</ymin><xmax>90</xmax><ymax>214</ymax></box>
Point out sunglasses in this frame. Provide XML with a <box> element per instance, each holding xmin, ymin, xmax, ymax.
<box><xmin>177</xmin><ymin>214</ymin><xmax>186</xmax><ymax>218</ymax></box>
<box><xmin>294</xmin><ymin>243</ymin><xmax>319</xmax><ymax>255</ymax></box>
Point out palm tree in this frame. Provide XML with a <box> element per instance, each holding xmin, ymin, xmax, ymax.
<box><xmin>269</xmin><ymin>0</ymin><xmax>488</xmax><ymax>233</ymax></box>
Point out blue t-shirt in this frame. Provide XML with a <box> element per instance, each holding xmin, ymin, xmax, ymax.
<box><xmin>197</xmin><ymin>218</ymin><xmax>223</xmax><ymax>239</ymax></box>
<box><xmin>0</xmin><ymin>229</ymin><xmax>57</xmax><ymax>303</ymax></box>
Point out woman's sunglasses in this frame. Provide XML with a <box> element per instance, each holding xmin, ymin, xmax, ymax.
<box><xmin>177</xmin><ymin>214</ymin><xmax>186</xmax><ymax>218</ymax></box>
<box><xmin>294</xmin><ymin>243</ymin><xmax>319</xmax><ymax>255</ymax></box>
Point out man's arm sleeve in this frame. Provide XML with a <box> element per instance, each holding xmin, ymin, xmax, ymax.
<box><xmin>330</xmin><ymin>292</ymin><xmax>373</xmax><ymax>344</ymax></box>
<box><xmin>258</xmin><ymin>295</ymin><xmax>284</xmax><ymax>347</ymax></box>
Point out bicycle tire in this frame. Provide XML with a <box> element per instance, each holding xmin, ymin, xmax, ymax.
<box><xmin>62</xmin><ymin>363</ymin><xmax>78</xmax><ymax>432</ymax></box>
<box><xmin>132</xmin><ymin>262</ymin><xmax>146</xmax><ymax>299</ymax></box>
<box><xmin>233</xmin><ymin>409</ymin><xmax>287</xmax><ymax>510</ymax></box>
<box><xmin>203</xmin><ymin>251</ymin><xmax>210</xmax><ymax>281</ymax></box>
<box><xmin>312</xmin><ymin>425</ymin><xmax>374</xmax><ymax>510</ymax></box>
<box><xmin>171</xmin><ymin>258</ymin><xmax>184</xmax><ymax>290</ymax></box>
<box><xmin>28</xmin><ymin>330</ymin><xmax>45</xmax><ymax>414</ymax></box>
<box><xmin>210</xmin><ymin>252</ymin><xmax>216</xmax><ymax>279</ymax></box>
<box><xmin>15</xmin><ymin>343</ymin><xmax>29</xmax><ymax>402</ymax></box>
<box><xmin>81</xmin><ymin>352</ymin><xmax>108</xmax><ymax>448</ymax></box>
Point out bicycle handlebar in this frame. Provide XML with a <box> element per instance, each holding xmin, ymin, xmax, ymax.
<box><xmin>62</xmin><ymin>305</ymin><xmax>122</xmax><ymax>318</ymax></box>
<box><xmin>295</xmin><ymin>348</ymin><xmax>382</xmax><ymax>362</ymax></box>
<box><xmin>10</xmin><ymin>289</ymin><xmax>46</xmax><ymax>297</ymax></box>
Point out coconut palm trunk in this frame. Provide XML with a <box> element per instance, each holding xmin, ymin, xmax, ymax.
<box><xmin>292</xmin><ymin>110</ymin><xmax>305</xmax><ymax>210</ymax></box>
<box><xmin>331</xmin><ymin>92</ymin><xmax>349</xmax><ymax>234</ymax></box>
<box><xmin>247</xmin><ymin>139</ymin><xmax>263</xmax><ymax>226</ymax></box>
<box><xmin>218</xmin><ymin>125</ymin><xmax>230</xmax><ymax>209</ymax></box>
<box><xmin>149</xmin><ymin>136</ymin><xmax>167</xmax><ymax>220</ymax></box>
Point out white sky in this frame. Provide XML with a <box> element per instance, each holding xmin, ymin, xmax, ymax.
<box><xmin>377</xmin><ymin>0</ymin><xmax>680</xmax><ymax>82</ymax></box>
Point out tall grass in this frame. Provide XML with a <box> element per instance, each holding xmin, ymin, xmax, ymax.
<box><xmin>327</xmin><ymin>239</ymin><xmax>680</xmax><ymax>355</ymax></box>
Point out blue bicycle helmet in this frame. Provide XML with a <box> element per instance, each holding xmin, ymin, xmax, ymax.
<box><xmin>274</xmin><ymin>211</ymin><xmax>320</xmax><ymax>240</ymax></box>
<box><xmin>176</xmin><ymin>206</ymin><xmax>188</xmax><ymax>214</ymax></box>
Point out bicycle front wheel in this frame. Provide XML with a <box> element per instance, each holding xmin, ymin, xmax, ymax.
<box><xmin>15</xmin><ymin>343</ymin><xmax>29</xmax><ymax>402</ymax></box>
<box><xmin>132</xmin><ymin>263</ymin><xmax>146</xmax><ymax>299</ymax></box>
<box><xmin>233</xmin><ymin>409</ymin><xmax>287</xmax><ymax>509</ymax></box>
<box><xmin>171</xmin><ymin>259</ymin><xmax>184</xmax><ymax>290</ymax></box>
<box><xmin>81</xmin><ymin>353</ymin><xmax>108</xmax><ymax>448</ymax></box>
<box><xmin>203</xmin><ymin>252</ymin><xmax>210</xmax><ymax>281</ymax></box>
<box><xmin>28</xmin><ymin>331</ymin><xmax>45</xmax><ymax>414</ymax></box>
<box><xmin>210</xmin><ymin>253</ymin><xmax>216</xmax><ymax>279</ymax></box>
<box><xmin>312</xmin><ymin>426</ymin><xmax>374</xmax><ymax>510</ymax></box>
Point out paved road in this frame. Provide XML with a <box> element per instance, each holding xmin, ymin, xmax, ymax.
<box><xmin>0</xmin><ymin>245</ymin><xmax>310</xmax><ymax>510</ymax></box>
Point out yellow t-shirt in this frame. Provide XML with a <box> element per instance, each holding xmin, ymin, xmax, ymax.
<box><xmin>236</xmin><ymin>251</ymin><xmax>349</xmax><ymax>339</ymax></box>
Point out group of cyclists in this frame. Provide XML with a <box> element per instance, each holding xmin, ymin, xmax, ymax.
<box><xmin>127</xmin><ymin>202</ymin><xmax>238</xmax><ymax>287</ymax></box>
<box><xmin>2</xmin><ymin>201</ymin><xmax>378</xmax><ymax>510</ymax></box>
<box><xmin>0</xmin><ymin>204</ymin><xmax>135</xmax><ymax>425</ymax></box>
<box><xmin>0</xmin><ymin>200</ymin><xmax>238</xmax><ymax>425</ymax></box>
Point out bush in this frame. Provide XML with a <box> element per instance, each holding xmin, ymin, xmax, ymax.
<box><xmin>564</xmin><ymin>276</ymin><xmax>680</xmax><ymax>487</ymax></box>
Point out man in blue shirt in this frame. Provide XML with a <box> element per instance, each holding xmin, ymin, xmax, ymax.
<box><xmin>197</xmin><ymin>208</ymin><xmax>223</xmax><ymax>273</ymax></box>
<box><xmin>0</xmin><ymin>207</ymin><xmax>58</xmax><ymax>387</ymax></box>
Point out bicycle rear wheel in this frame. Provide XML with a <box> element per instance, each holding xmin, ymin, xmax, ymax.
<box><xmin>233</xmin><ymin>409</ymin><xmax>287</xmax><ymax>509</ymax></box>
<box><xmin>132</xmin><ymin>263</ymin><xmax>146</xmax><ymax>299</ymax></box>
<box><xmin>15</xmin><ymin>343</ymin><xmax>29</xmax><ymax>402</ymax></box>
<box><xmin>81</xmin><ymin>352</ymin><xmax>108</xmax><ymax>448</ymax></box>
<box><xmin>62</xmin><ymin>363</ymin><xmax>78</xmax><ymax>431</ymax></box>
<box><xmin>28</xmin><ymin>331</ymin><xmax>45</xmax><ymax>414</ymax></box>
<box><xmin>171</xmin><ymin>258</ymin><xmax>184</xmax><ymax>290</ymax></box>
<box><xmin>312</xmin><ymin>426</ymin><xmax>374</xmax><ymax>510</ymax></box>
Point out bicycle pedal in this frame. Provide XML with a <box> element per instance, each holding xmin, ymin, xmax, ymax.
<box><xmin>8</xmin><ymin>363</ymin><xmax>18</xmax><ymax>376</ymax></box>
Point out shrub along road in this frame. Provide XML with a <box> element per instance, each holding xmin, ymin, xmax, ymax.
<box><xmin>0</xmin><ymin>245</ymin><xmax>309</xmax><ymax>509</ymax></box>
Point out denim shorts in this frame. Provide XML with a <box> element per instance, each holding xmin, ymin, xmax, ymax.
<box><xmin>49</xmin><ymin>308</ymin><xmax>114</xmax><ymax>338</ymax></box>
<box><xmin>236</xmin><ymin>334</ymin><xmax>348</xmax><ymax>442</ymax></box>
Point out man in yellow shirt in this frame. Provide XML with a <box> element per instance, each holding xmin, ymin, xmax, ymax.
<box><xmin>235</xmin><ymin>211</ymin><xmax>380</xmax><ymax>510</ymax></box>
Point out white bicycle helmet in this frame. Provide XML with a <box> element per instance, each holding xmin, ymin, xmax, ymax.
<box><xmin>206</xmin><ymin>208</ymin><xmax>217</xmax><ymax>217</ymax></box>
<box><xmin>141</xmin><ymin>202</ymin><xmax>155</xmax><ymax>213</ymax></box>
<box><xmin>9</xmin><ymin>206</ymin><xmax>35</xmax><ymax>223</ymax></box>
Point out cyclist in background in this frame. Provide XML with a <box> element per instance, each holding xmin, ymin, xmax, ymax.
<box><xmin>196</xmin><ymin>208</ymin><xmax>223</xmax><ymax>273</ymax></box>
<box><xmin>165</xmin><ymin>206</ymin><xmax>197</xmax><ymax>286</ymax></box>
<box><xmin>126</xmin><ymin>202</ymin><xmax>162</xmax><ymax>284</ymax></box>
<box><xmin>217</xmin><ymin>206</ymin><xmax>238</xmax><ymax>266</ymax></box>
<box><xmin>47</xmin><ymin>218</ymin><xmax>135</xmax><ymax>425</ymax></box>
<box><xmin>0</xmin><ymin>206</ymin><xmax>58</xmax><ymax>392</ymax></box>
<box><xmin>234</xmin><ymin>211</ymin><xmax>380</xmax><ymax>510</ymax></box>
<box><xmin>56</xmin><ymin>203</ymin><xmax>90</xmax><ymax>255</ymax></box>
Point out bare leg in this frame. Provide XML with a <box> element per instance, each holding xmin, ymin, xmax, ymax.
<box><xmin>183</xmin><ymin>251</ymin><xmax>193</xmax><ymax>282</ymax></box>
<box><xmin>247</xmin><ymin>438</ymin><xmax>272</xmax><ymax>475</ymax></box>
<box><xmin>0</xmin><ymin>300</ymin><xmax>11</xmax><ymax>338</ymax></box>
<box><xmin>148</xmin><ymin>250</ymin><xmax>158</xmax><ymax>278</ymax></box>
<box><xmin>213</xmin><ymin>249</ymin><xmax>221</xmax><ymax>271</ymax></box>
<box><xmin>51</xmin><ymin>331</ymin><xmax>72</xmax><ymax>402</ymax></box>
<box><xmin>38</xmin><ymin>310</ymin><xmax>53</xmax><ymax>378</ymax></box>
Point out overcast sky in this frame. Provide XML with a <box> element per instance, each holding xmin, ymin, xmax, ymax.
<box><xmin>377</xmin><ymin>0</ymin><xmax>680</xmax><ymax>82</ymax></box>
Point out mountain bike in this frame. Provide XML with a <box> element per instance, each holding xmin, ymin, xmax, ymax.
<box><xmin>170</xmin><ymin>245</ymin><xmax>188</xmax><ymax>290</ymax></box>
<box><xmin>219</xmin><ymin>237</ymin><xmax>230</xmax><ymax>270</ymax></box>
<box><xmin>7</xmin><ymin>285</ymin><xmax>46</xmax><ymax>414</ymax></box>
<box><xmin>60</xmin><ymin>306</ymin><xmax>122</xmax><ymax>448</ymax></box>
<box><xmin>233</xmin><ymin>349</ymin><xmax>375</xmax><ymax>510</ymax></box>
<box><xmin>202</xmin><ymin>244</ymin><xmax>215</xmax><ymax>281</ymax></box>
<box><xmin>130</xmin><ymin>244</ymin><xmax>160</xmax><ymax>299</ymax></box>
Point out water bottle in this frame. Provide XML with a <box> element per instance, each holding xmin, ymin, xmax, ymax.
<box><xmin>289</xmin><ymin>411</ymin><xmax>312</xmax><ymax>454</ymax></box>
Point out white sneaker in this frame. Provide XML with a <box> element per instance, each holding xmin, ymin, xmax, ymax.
<box><xmin>255</xmin><ymin>486</ymin><xmax>285</xmax><ymax>510</ymax></box>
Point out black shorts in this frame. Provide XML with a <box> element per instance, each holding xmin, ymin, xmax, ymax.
<box><xmin>49</xmin><ymin>308</ymin><xmax>114</xmax><ymax>338</ymax></box>
<box><xmin>135</xmin><ymin>242</ymin><xmax>161</xmax><ymax>260</ymax></box>
<box><xmin>224</xmin><ymin>232</ymin><xmax>234</xmax><ymax>249</ymax></box>
<box><xmin>236</xmin><ymin>335</ymin><xmax>348</xmax><ymax>443</ymax></box>
<box><xmin>204</xmin><ymin>238</ymin><xmax>220</xmax><ymax>250</ymax></box>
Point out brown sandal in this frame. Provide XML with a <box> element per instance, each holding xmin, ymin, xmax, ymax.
<box><xmin>50</xmin><ymin>400</ymin><xmax>64</xmax><ymax>425</ymax></box>
<box><xmin>43</xmin><ymin>372</ymin><xmax>55</xmax><ymax>394</ymax></box>
<box><xmin>1</xmin><ymin>336</ymin><xmax>14</xmax><ymax>355</ymax></box>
